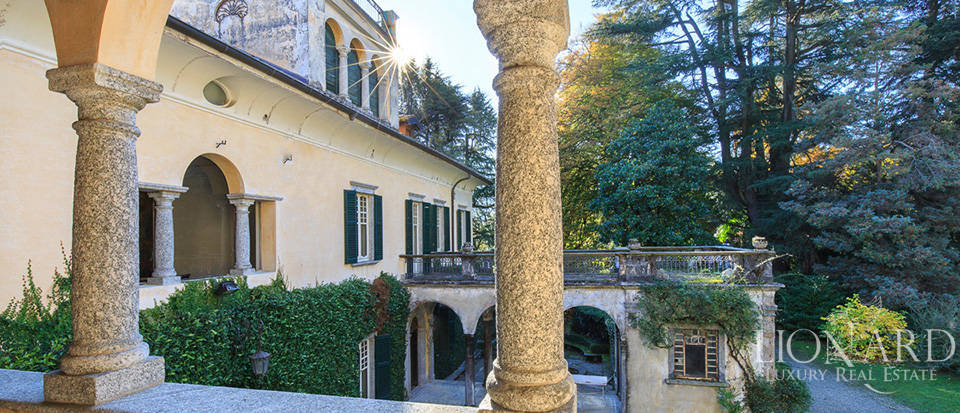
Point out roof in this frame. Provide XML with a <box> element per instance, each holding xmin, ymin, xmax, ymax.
<box><xmin>165</xmin><ymin>16</ymin><xmax>493</xmax><ymax>186</ymax></box>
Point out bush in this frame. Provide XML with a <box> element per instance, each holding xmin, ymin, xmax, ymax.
<box><xmin>743</xmin><ymin>366</ymin><xmax>811</xmax><ymax>413</ymax></box>
<box><xmin>821</xmin><ymin>295</ymin><xmax>909</xmax><ymax>363</ymax></box>
<box><xmin>905</xmin><ymin>293</ymin><xmax>960</xmax><ymax>373</ymax></box>
<box><xmin>775</xmin><ymin>272</ymin><xmax>846</xmax><ymax>332</ymax></box>
<box><xmin>0</xmin><ymin>253</ymin><xmax>72</xmax><ymax>372</ymax></box>
<box><xmin>1</xmin><ymin>261</ymin><xmax>411</xmax><ymax>401</ymax></box>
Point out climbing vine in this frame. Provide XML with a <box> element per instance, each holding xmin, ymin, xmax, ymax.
<box><xmin>630</xmin><ymin>281</ymin><xmax>760</xmax><ymax>380</ymax></box>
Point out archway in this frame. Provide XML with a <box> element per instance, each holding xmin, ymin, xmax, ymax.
<box><xmin>407</xmin><ymin>301</ymin><xmax>469</xmax><ymax>405</ymax></box>
<box><xmin>564</xmin><ymin>305</ymin><xmax>621</xmax><ymax>409</ymax></box>
<box><xmin>173</xmin><ymin>156</ymin><xmax>239</xmax><ymax>278</ymax></box>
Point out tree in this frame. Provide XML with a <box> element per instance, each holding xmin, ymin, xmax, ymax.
<box><xmin>593</xmin><ymin>0</ymin><xmax>849</xmax><ymax>263</ymax></box>
<box><xmin>782</xmin><ymin>1</ymin><xmax>960</xmax><ymax>297</ymax></box>
<box><xmin>593</xmin><ymin>102</ymin><xmax>719</xmax><ymax>246</ymax></box>
<box><xmin>462</xmin><ymin>89</ymin><xmax>497</xmax><ymax>249</ymax></box>
<box><xmin>558</xmin><ymin>37</ymin><xmax>691</xmax><ymax>248</ymax></box>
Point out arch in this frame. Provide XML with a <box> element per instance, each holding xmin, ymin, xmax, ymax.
<box><xmin>368</xmin><ymin>55</ymin><xmax>382</xmax><ymax>117</ymax></box>
<box><xmin>407</xmin><ymin>301</ymin><xmax>467</xmax><ymax>382</ymax></box>
<box><xmin>324</xmin><ymin>20</ymin><xmax>342</xmax><ymax>94</ymax></box>
<box><xmin>347</xmin><ymin>46</ymin><xmax>362</xmax><ymax>106</ymax></box>
<box><xmin>184</xmin><ymin>153</ymin><xmax>244</xmax><ymax>194</ymax></box>
<box><xmin>175</xmin><ymin>156</ymin><xmax>238</xmax><ymax>278</ymax></box>
<box><xmin>44</xmin><ymin>0</ymin><xmax>177</xmax><ymax>79</ymax></box>
<box><xmin>563</xmin><ymin>305</ymin><xmax>621</xmax><ymax>396</ymax></box>
<box><xmin>349</xmin><ymin>38</ymin><xmax>367</xmax><ymax>64</ymax></box>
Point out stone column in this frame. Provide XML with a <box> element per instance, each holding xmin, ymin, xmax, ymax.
<box><xmin>483</xmin><ymin>312</ymin><xmax>494</xmax><ymax>386</ymax></box>
<box><xmin>465</xmin><ymin>333</ymin><xmax>476</xmax><ymax>406</ymax></box>
<box><xmin>43</xmin><ymin>63</ymin><xmax>165</xmax><ymax>405</ymax></box>
<box><xmin>228</xmin><ymin>196</ymin><xmax>256</xmax><ymax>275</ymax></box>
<box><xmin>338</xmin><ymin>46</ymin><xmax>349</xmax><ymax>99</ymax></box>
<box><xmin>145</xmin><ymin>191</ymin><xmax>182</xmax><ymax>285</ymax></box>
<box><xmin>474</xmin><ymin>2</ymin><xmax>574</xmax><ymax>412</ymax></box>
<box><xmin>361</xmin><ymin>64</ymin><xmax>371</xmax><ymax>110</ymax></box>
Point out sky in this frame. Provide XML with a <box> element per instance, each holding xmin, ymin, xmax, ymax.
<box><xmin>375</xmin><ymin>0</ymin><xmax>606</xmax><ymax>103</ymax></box>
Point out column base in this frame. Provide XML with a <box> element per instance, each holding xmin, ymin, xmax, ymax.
<box><xmin>229</xmin><ymin>268</ymin><xmax>255</xmax><ymax>276</ymax></box>
<box><xmin>43</xmin><ymin>356</ymin><xmax>165</xmax><ymax>405</ymax></box>
<box><xmin>145</xmin><ymin>275</ymin><xmax>181</xmax><ymax>286</ymax></box>
<box><xmin>478</xmin><ymin>392</ymin><xmax>576</xmax><ymax>413</ymax></box>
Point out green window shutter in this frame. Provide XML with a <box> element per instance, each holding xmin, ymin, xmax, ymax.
<box><xmin>374</xmin><ymin>334</ymin><xmax>392</xmax><ymax>400</ymax></box>
<box><xmin>443</xmin><ymin>206</ymin><xmax>451</xmax><ymax>251</ymax></box>
<box><xmin>348</xmin><ymin>49</ymin><xmax>362</xmax><ymax>106</ymax></box>
<box><xmin>344</xmin><ymin>190</ymin><xmax>358</xmax><ymax>264</ymax></box>
<box><xmin>421</xmin><ymin>203</ymin><xmax>432</xmax><ymax>254</ymax></box>
<box><xmin>369</xmin><ymin>66</ymin><xmax>380</xmax><ymax>117</ymax></box>
<box><xmin>325</xmin><ymin>24</ymin><xmax>339</xmax><ymax>94</ymax></box>
<box><xmin>465</xmin><ymin>210</ymin><xmax>472</xmax><ymax>244</ymax></box>
<box><xmin>456</xmin><ymin>210</ymin><xmax>462</xmax><ymax>250</ymax></box>
<box><xmin>404</xmin><ymin>200</ymin><xmax>413</xmax><ymax>254</ymax></box>
<box><xmin>373</xmin><ymin>195</ymin><xmax>383</xmax><ymax>261</ymax></box>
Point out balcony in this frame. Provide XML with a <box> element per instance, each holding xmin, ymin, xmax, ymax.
<box><xmin>401</xmin><ymin>246</ymin><xmax>776</xmax><ymax>285</ymax></box>
<box><xmin>349</xmin><ymin>0</ymin><xmax>390</xmax><ymax>33</ymax></box>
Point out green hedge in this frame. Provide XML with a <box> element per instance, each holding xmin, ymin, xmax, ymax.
<box><xmin>1</xmin><ymin>262</ymin><xmax>410</xmax><ymax>401</ymax></box>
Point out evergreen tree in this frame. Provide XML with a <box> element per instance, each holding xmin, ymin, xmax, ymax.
<box><xmin>782</xmin><ymin>0</ymin><xmax>960</xmax><ymax>296</ymax></box>
<box><xmin>593</xmin><ymin>102</ymin><xmax>719</xmax><ymax>246</ymax></box>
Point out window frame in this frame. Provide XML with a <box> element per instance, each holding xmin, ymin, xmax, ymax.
<box><xmin>359</xmin><ymin>334</ymin><xmax>376</xmax><ymax>398</ymax></box>
<box><xmin>357</xmin><ymin>193</ymin><xmax>371</xmax><ymax>262</ymax></box>
<box><xmin>666</xmin><ymin>327</ymin><xmax>726</xmax><ymax>386</ymax></box>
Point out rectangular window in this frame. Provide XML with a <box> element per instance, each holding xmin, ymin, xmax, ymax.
<box><xmin>358</xmin><ymin>195</ymin><xmax>370</xmax><ymax>260</ymax></box>
<box><xmin>672</xmin><ymin>329</ymin><xmax>721</xmax><ymax>382</ymax></box>
<box><xmin>411</xmin><ymin>202</ymin><xmax>422</xmax><ymax>255</ymax></box>
<box><xmin>436</xmin><ymin>206</ymin><xmax>445</xmax><ymax>252</ymax></box>
<box><xmin>359</xmin><ymin>335</ymin><xmax>374</xmax><ymax>398</ymax></box>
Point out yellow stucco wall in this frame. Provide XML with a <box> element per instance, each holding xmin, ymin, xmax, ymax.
<box><xmin>0</xmin><ymin>2</ymin><xmax>481</xmax><ymax>305</ymax></box>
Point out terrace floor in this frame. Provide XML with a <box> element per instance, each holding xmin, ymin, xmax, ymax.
<box><xmin>0</xmin><ymin>369</ymin><xmax>474</xmax><ymax>413</ymax></box>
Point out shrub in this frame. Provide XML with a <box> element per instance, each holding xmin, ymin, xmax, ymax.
<box><xmin>821</xmin><ymin>294</ymin><xmax>909</xmax><ymax>363</ymax></box>
<box><xmin>743</xmin><ymin>366</ymin><xmax>811</xmax><ymax>413</ymax></box>
<box><xmin>0</xmin><ymin>252</ymin><xmax>72</xmax><ymax>372</ymax></box>
<box><xmin>905</xmin><ymin>293</ymin><xmax>960</xmax><ymax>373</ymax></box>
<box><xmin>2</xmin><ymin>261</ymin><xmax>411</xmax><ymax>401</ymax></box>
<box><xmin>774</xmin><ymin>272</ymin><xmax>846</xmax><ymax>332</ymax></box>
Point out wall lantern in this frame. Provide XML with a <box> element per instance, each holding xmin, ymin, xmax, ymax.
<box><xmin>250</xmin><ymin>350</ymin><xmax>271</xmax><ymax>377</ymax></box>
<box><xmin>215</xmin><ymin>280</ymin><xmax>240</xmax><ymax>296</ymax></box>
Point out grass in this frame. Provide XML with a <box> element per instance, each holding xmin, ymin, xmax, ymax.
<box><xmin>790</xmin><ymin>340</ymin><xmax>960</xmax><ymax>413</ymax></box>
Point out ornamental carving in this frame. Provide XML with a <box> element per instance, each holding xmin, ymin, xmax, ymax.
<box><xmin>215</xmin><ymin>0</ymin><xmax>248</xmax><ymax>23</ymax></box>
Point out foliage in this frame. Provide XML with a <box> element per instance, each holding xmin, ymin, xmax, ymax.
<box><xmin>774</xmin><ymin>272</ymin><xmax>847</xmax><ymax>332</ymax></box>
<box><xmin>781</xmin><ymin>1</ymin><xmax>960</xmax><ymax>296</ymax></box>
<box><xmin>717</xmin><ymin>387</ymin><xmax>746</xmax><ymax>413</ymax></box>
<box><xmin>632</xmin><ymin>281</ymin><xmax>759</xmax><ymax>352</ymax></box>
<box><xmin>557</xmin><ymin>36</ymin><xmax>694</xmax><ymax>248</ymax></box>
<box><xmin>592</xmin><ymin>102</ymin><xmax>720</xmax><ymax>246</ymax></box>
<box><xmin>821</xmin><ymin>295</ymin><xmax>909</xmax><ymax>363</ymax></box>
<box><xmin>904</xmin><ymin>293</ymin><xmax>960</xmax><ymax>373</ymax></box>
<box><xmin>1</xmin><ymin>263</ymin><xmax>411</xmax><ymax>401</ymax></box>
<box><xmin>0</xmin><ymin>251</ymin><xmax>72</xmax><ymax>372</ymax></box>
<box><xmin>743</xmin><ymin>366</ymin><xmax>812</xmax><ymax>413</ymax></box>
<box><xmin>432</xmin><ymin>304</ymin><xmax>465</xmax><ymax>379</ymax></box>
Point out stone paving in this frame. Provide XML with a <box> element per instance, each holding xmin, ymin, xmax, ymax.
<box><xmin>408</xmin><ymin>380</ymin><xmax>621</xmax><ymax>413</ymax></box>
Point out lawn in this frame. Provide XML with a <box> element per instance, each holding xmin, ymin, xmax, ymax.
<box><xmin>791</xmin><ymin>340</ymin><xmax>960</xmax><ymax>413</ymax></box>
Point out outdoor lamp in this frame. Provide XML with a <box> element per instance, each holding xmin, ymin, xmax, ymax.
<box><xmin>215</xmin><ymin>280</ymin><xmax>239</xmax><ymax>296</ymax></box>
<box><xmin>250</xmin><ymin>350</ymin><xmax>271</xmax><ymax>377</ymax></box>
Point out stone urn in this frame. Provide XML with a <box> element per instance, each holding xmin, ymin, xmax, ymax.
<box><xmin>752</xmin><ymin>236</ymin><xmax>768</xmax><ymax>250</ymax></box>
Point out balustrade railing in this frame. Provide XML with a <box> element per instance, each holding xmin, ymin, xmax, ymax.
<box><xmin>400</xmin><ymin>246</ymin><xmax>776</xmax><ymax>285</ymax></box>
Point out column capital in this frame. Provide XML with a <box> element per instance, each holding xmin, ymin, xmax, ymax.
<box><xmin>47</xmin><ymin>63</ymin><xmax>163</xmax><ymax>113</ymax></box>
<box><xmin>473</xmin><ymin>0</ymin><xmax>569</xmax><ymax>69</ymax></box>
<box><xmin>147</xmin><ymin>190</ymin><xmax>182</xmax><ymax>206</ymax></box>
<box><xmin>226</xmin><ymin>194</ymin><xmax>257</xmax><ymax>209</ymax></box>
<box><xmin>337</xmin><ymin>46</ymin><xmax>349</xmax><ymax>56</ymax></box>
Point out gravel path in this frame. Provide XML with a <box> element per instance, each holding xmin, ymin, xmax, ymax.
<box><xmin>784</xmin><ymin>357</ymin><xmax>916</xmax><ymax>413</ymax></box>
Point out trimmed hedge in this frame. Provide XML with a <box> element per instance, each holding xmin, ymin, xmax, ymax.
<box><xmin>1</xmin><ymin>263</ymin><xmax>410</xmax><ymax>401</ymax></box>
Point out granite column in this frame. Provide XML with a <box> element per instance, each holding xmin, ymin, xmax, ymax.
<box><xmin>146</xmin><ymin>191</ymin><xmax>181</xmax><ymax>285</ymax></box>
<box><xmin>474</xmin><ymin>1</ymin><xmax>574</xmax><ymax>412</ymax></box>
<box><xmin>361</xmin><ymin>64</ymin><xmax>371</xmax><ymax>110</ymax></box>
<box><xmin>43</xmin><ymin>63</ymin><xmax>165</xmax><ymax>405</ymax></box>
<box><xmin>228</xmin><ymin>197</ymin><xmax>255</xmax><ymax>275</ymax></box>
<box><xmin>338</xmin><ymin>47</ymin><xmax>349</xmax><ymax>99</ymax></box>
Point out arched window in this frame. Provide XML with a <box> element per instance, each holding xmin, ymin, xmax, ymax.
<box><xmin>325</xmin><ymin>23</ymin><xmax>339</xmax><ymax>94</ymax></box>
<box><xmin>369</xmin><ymin>60</ymin><xmax>380</xmax><ymax>117</ymax></box>
<box><xmin>348</xmin><ymin>48</ymin><xmax>362</xmax><ymax>106</ymax></box>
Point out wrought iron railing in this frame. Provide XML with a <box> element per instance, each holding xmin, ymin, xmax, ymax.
<box><xmin>349</xmin><ymin>0</ymin><xmax>388</xmax><ymax>31</ymax></box>
<box><xmin>400</xmin><ymin>246</ymin><xmax>777</xmax><ymax>285</ymax></box>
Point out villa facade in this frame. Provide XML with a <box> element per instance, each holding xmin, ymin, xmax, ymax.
<box><xmin>0</xmin><ymin>0</ymin><xmax>488</xmax><ymax>308</ymax></box>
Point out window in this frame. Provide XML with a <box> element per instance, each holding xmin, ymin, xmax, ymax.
<box><xmin>671</xmin><ymin>329</ymin><xmax>722</xmax><ymax>382</ymax></box>
<box><xmin>457</xmin><ymin>209</ymin><xmax>472</xmax><ymax>250</ymax></box>
<box><xmin>348</xmin><ymin>47</ymin><xmax>362</xmax><ymax>106</ymax></box>
<box><xmin>359</xmin><ymin>335</ymin><xmax>375</xmax><ymax>398</ymax></box>
<box><xmin>436</xmin><ymin>206</ymin><xmax>444</xmax><ymax>252</ymax></box>
<box><xmin>344</xmin><ymin>189</ymin><xmax>382</xmax><ymax>265</ymax></box>
<box><xmin>358</xmin><ymin>194</ymin><xmax>370</xmax><ymax>261</ymax></box>
<box><xmin>411</xmin><ymin>202</ymin><xmax>421</xmax><ymax>255</ymax></box>
<box><xmin>369</xmin><ymin>61</ymin><xmax>380</xmax><ymax>117</ymax></box>
<box><xmin>325</xmin><ymin>22</ymin><xmax>339</xmax><ymax>94</ymax></box>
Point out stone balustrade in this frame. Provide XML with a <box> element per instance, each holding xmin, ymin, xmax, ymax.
<box><xmin>400</xmin><ymin>246</ymin><xmax>776</xmax><ymax>285</ymax></box>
